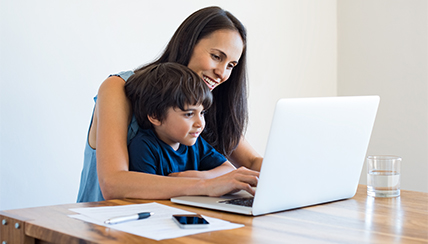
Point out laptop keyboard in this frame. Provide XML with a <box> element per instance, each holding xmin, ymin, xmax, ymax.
<box><xmin>219</xmin><ymin>197</ymin><xmax>254</xmax><ymax>207</ymax></box>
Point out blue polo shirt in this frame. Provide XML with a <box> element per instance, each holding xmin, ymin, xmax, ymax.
<box><xmin>128</xmin><ymin>129</ymin><xmax>226</xmax><ymax>175</ymax></box>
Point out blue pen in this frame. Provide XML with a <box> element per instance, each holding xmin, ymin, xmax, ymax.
<box><xmin>104</xmin><ymin>212</ymin><xmax>153</xmax><ymax>224</ymax></box>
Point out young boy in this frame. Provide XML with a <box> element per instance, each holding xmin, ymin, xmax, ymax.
<box><xmin>125</xmin><ymin>63</ymin><xmax>236</xmax><ymax>178</ymax></box>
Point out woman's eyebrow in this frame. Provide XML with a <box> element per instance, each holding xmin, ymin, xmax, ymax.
<box><xmin>217</xmin><ymin>49</ymin><xmax>227</xmax><ymax>58</ymax></box>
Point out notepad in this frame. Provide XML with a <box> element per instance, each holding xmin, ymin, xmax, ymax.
<box><xmin>68</xmin><ymin>202</ymin><xmax>243</xmax><ymax>241</ymax></box>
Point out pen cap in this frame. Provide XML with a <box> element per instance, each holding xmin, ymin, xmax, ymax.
<box><xmin>138</xmin><ymin>212</ymin><xmax>151</xmax><ymax>218</ymax></box>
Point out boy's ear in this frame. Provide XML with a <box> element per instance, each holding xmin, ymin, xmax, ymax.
<box><xmin>147</xmin><ymin>114</ymin><xmax>162</xmax><ymax>126</ymax></box>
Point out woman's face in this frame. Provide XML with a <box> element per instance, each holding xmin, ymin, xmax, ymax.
<box><xmin>187</xmin><ymin>29</ymin><xmax>244</xmax><ymax>90</ymax></box>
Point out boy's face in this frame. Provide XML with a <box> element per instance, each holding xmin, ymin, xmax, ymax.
<box><xmin>151</xmin><ymin>104</ymin><xmax>206</xmax><ymax>151</ymax></box>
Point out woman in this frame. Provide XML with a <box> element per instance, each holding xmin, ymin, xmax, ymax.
<box><xmin>77</xmin><ymin>6</ymin><xmax>262</xmax><ymax>202</ymax></box>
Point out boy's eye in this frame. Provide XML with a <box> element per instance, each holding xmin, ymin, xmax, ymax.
<box><xmin>184</xmin><ymin>112</ymin><xmax>194</xmax><ymax>117</ymax></box>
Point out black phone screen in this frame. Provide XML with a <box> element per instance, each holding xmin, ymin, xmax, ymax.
<box><xmin>172</xmin><ymin>214</ymin><xmax>209</xmax><ymax>225</ymax></box>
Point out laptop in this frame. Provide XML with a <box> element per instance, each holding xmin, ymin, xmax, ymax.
<box><xmin>171</xmin><ymin>96</ymin><xmax>380</xmax><ymax>216</ymax></box>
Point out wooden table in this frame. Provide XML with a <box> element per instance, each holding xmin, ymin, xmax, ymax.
<box><xmin>1</xmin><ymin>185</ymin><xmax>427</xmax><ymax>243</ymax></box>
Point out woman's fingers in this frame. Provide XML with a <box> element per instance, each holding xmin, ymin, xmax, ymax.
<box><xmin>207</xmin><ymin>167</ymin><xmax>259</xmax><ymax>196</ymax></box>
<box><xmin>230</xmin><ymin>167</ymin><xmax>259</xmax><ymax>187</ymax></box>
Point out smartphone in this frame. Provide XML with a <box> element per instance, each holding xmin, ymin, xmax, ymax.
<box><xmin>172</xmin><ymin>214</ymin><xmax>210</xmax><ymax>229</ymax></box>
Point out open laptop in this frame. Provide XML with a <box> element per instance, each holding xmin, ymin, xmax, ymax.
<box><xmin>171</xmin><ymin>96</ymin><xmax>380</xmax><ymax>216</ymax></box>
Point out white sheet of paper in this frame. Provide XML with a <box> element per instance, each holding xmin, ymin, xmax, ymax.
<box><xmin>69</xmin><ymin>202</ymin><xmax>244</xmax><ymax>241</ymax></box>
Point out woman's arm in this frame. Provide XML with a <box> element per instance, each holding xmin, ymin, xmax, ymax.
<box><xmin>92</xmin><ymin>77</ymin><xmax>258</xmax><ymax>199</ymax></box>
<box><xmin>228</xmin><ymin>136</ymin><xmax>263</xmax><ymax>172</ymax></box>
<box><xmin>168</xmin><ymin>161</ymin><xmax>236</xmax><ymax>179</ymax></box>
<box><xmin>94</xmin><ymin>75</ymin><xmax>135</xmax><ymax>199</ymax></box>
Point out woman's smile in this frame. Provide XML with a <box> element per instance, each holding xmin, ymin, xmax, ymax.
<box><xmin>202</xmin><ymin>75</ymin><xmax>220</xmax><ymax>90</ymax></box>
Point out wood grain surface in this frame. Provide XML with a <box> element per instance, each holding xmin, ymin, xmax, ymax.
<box><xmin>1</xmin><ymin>185</ymin><xmax>427</xmax><ymax>244</ymax></box>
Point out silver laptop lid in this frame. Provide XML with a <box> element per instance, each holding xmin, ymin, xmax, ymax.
<box><xmin>252</xmin><ymin>96</ymin><xmax>379</xmax><ymax>215</ymax></box>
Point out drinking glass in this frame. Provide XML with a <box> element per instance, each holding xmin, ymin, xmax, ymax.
<box><xmin>367</xmin><ymin>155</ymin><xmax>401</xmax><ymax>197</ymax></box>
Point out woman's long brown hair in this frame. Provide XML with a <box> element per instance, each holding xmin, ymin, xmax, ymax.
<box><xmin>134</xmin><ymin>6</ymin><xmax>248</xmax><ymax>156</ymax></box>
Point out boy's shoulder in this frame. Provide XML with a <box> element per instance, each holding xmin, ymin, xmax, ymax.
<box><xmin>130</xmin><ymin>129</ymin><xmax>159</xmax><ymax>147</ymax></box>
<box><xmin>136</xmin><ymin>128</ymin><xmax>155</xmax><ymax>136</ymax></box>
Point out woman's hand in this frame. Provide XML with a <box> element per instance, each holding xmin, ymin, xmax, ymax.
<box><xmin>202</xmin><ymin>167</ymin><xmax>259</xmax><ymax>197</ymax></box>
<box><xmin>169</xmin><ymin>166</ymin><xmax>259</xmax><ymax>197</ymax></box>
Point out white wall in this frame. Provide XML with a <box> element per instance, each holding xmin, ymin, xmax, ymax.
<box><xmin>245</xmin><ymin>1</ymin><xmax>337</xmax><ymax>153</ymax></box>
<box><xmin>337</xmin><ymin>0</ymin><xmax>428</xmax><ymax>192</ymax></box>
<box><xmin>0</xmin><ymin>0</ymin><xmax>337</xmax><ymax>210</ymax></box>
<box><xmin>1</xmin><ymin>0</ymin><xmax>426</xmax><ymax>211</ymax></box>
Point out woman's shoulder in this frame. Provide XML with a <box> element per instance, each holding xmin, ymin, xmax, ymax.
<box><xmin>109</xmin><ymin>70</ymin><xmax>135</xmax><ymax>82</ymax></box>
<box><xmin>98</xmin><ymin>71</ymin><xmax>134</xmax><ymax>96</ymax></box>
<box><xmin>100</xmin><ymin>70</ymin><xmax>135</xmax><ymax>89</ymax></box>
